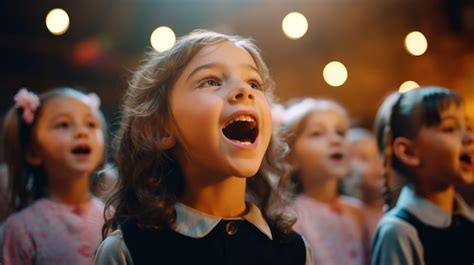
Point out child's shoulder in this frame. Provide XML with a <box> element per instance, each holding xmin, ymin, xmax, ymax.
<box><xmin>376</xmin><ymin>208</ymin><xmax>419</xmax><ymax>239</ymax></box>
<box><xmin>94</xmin><ymin>229</ymin><xmax>132</xmax><ymax>265</ymax></box>
<box><xmin>2</xmin><ymin>198</ymin><xmax>51</xmax><ymax>232</ymax></box>
<box><xmin>5</xmin><ymin>198</ymin><xmax>48</xmax><ymax>220</ymax></box>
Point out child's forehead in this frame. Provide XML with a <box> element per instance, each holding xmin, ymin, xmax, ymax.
<box><xmin>186</xmin><ymin>41</ymin><xmax>258</xmax><ymax>70</ymax></box>
<box><xmin>305</xmin><ymin>109</ymin><xmax>349</xmax><ymax>126</ymax></box>
<box><xmin>438</xmin><ymin>102</ymin><xmax>465</xmax><ymax>118</ymax></box>
<box><xmin>42</xmin><ymin>95</ymin><xmax>98</xmax><ymax>117</ymax></box>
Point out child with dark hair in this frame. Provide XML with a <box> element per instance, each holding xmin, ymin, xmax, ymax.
<box><xmin>94</xmin><ymin>30</ymin><xmax>311</xmax><ymax>265</ymax></box>
<box><xmin>372</xmin><ymin>87</ymin><xmax>474</xmax><ymax>265</ymax></box>
<box><xmin>373</xmin><ymin>91</ymin><xmax>405</xmax><ymax>208</ymax></box>
<box><xmin>1</xmin><ymin>88</ymin><xmax>107</xmax><ymax>265</ymax></box>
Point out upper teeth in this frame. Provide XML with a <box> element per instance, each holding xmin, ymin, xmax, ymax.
<box><xmin>224</xmin><ymin>115</ymin><xmax>256</xmax><ymax>127</ymax></box>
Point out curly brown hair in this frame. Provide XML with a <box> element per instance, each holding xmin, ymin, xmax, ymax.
<box><xmin>103</xmin><ymin>30</ymin><xmax>295</xmax><ymax>238</ymax></box>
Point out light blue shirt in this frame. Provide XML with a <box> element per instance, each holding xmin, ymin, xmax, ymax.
<box><xmin>371</xmin><ymin>185</ymin><xmax>474</xmax><ymax>265</ymax></box>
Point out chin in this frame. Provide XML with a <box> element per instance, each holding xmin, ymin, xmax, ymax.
<box><xmin>228</xmin><ymin>165</ymin><xmax>260</xmax><ymax>178</ymax></box>
<box><xmin>459</xmin><ymin>173</ymin><xmax>474</xmax><ymax>184</ymax></box>
<box><xmin>234</xmin><ymin>168</ymin><xmax>260</xmax><ymax>178</ymax></box>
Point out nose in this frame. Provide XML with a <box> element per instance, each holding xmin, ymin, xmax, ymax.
<box><xmin>75</xmin><ymin>125</ymin><xmax>90</xmax><ymax>139</ymax></box>
<box><xmin>462</xmin><ymin>129</ymin><xmax>473</xmax><ymax>146</ymax></box>
<box><xmin>329</xmin><ymin>132</ymin><xmax>345</xmax><ymax>146</ymax></box>
<box><xmin>228</xmin><ymin>82</ymin><xmax>255</xmax><ymax>103</ymax></box>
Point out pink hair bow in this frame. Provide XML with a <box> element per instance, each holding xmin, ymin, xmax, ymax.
<box><xmin>14</xmin><ymin>88</ymin><xmax>40</xmax><ymax>124</ymax></box>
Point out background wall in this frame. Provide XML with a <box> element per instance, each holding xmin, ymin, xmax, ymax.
<box><xmin>1</xmin><ymin>0</ymin><xmax>473</xmax><ymax>130</ymax></box>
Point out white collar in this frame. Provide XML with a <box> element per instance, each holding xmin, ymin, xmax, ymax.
<box><xmin>396</xmin><ymin>185</ymin><xmax>474</xmax><ymax>228</ymax></box>
<box><xmin>173</xmin><ymin>202</ymin><xmax>273</xmax><ymax>240</ymax></box>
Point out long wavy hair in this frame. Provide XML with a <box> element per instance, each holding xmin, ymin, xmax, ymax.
<box><xmin>2</xmin><ymin>87</ymin><xmax>107</xmax><ymax>214</ymax></box>
<box><xmin>103</xmin><ymin>30</ymin><xmax>295</xmax><ymax>237</ymax></box>
<box><xmin>382</xmin><ymin>86</ymin><xmax>462</xmax><ymax>205</ymax></box>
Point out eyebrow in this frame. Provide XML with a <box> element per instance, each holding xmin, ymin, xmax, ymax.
<box><xmin>440</xmin><ymin>115</ymin><xmax>462</xmax><ymax>125</ymax></box>
<box><xmin>186</xmin><ymin>63</ymin><xmax>260</xmax><ymax>81</ymax></box>
<box><xmin>51</xmin><ymin>112</ymin><xmax>97</xmax><ymax>121</ymax></box>
<box><xmin>441</xmin><ymin>115</ymin><xmax>459</xmax><ymax>121</ymax></box>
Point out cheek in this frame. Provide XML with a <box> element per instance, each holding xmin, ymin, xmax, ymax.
<box><xmin>294</xmin><ymin>140</ymin><xmax>324</xmax><ymax>164</ymax></box>
<box><xmin>94</xmin><ymin>131</ymin><xmax>105</xmax><ymax>151</ymax></box>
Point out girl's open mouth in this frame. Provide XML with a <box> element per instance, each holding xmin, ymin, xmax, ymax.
<box><xmin>222</xmin><ymin>115</ymin><xmax>258</xmax><ymax>145</ymax></box>
<box><xmin>460</xmin><ymin>153</ymin><xmax>473</xmax><ymax>170</ymax></box>
<box><xmin>71</xmin><ymin>145</ymin><xmax>91</xmax><ymax>155</ymax></box>
<box><xmin>329</xmin><ymin>152</ymin><xmax>344</xmax><ymax>161</ymax></box>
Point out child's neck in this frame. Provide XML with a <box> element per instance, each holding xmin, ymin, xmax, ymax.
<box><xmin>304</xmin><ymin>178</ymin><xmax>339</xmax><ymax>204</ymax></box>
<box><xmin>48</xmin><ymin>172</ymin><xmax>91</xmax><ymax>205</ymax></box>
<box><xmin>180</xmin><ymin>176</ymin><xmax>247</xmax><ymax>218</ymax></box>
<box><xmin>415</xmin><ymin>184</ymin><xmax>455</xmax><ymax>214</ymax></box>
<box><xmin>362</xmin><ymin>192</ymin><xmax>384</xmax><ymax>208</ymax></box>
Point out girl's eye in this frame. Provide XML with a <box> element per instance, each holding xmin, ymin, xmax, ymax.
<box><xmin>337</xmin><ymin>129</ymin><xmax>347</xmax><ymax>137</ymax></box>
<box><xmin>311</xmin><ymin>131</ymin><xmax>322</xmax><ymax>137</ymax></box>
<box><xmin>441</xmin><ymin>126</ymin><xmax>457</xmax><ymax>133</ymax></box>
<box><xmin>249</xmin><ymin>80</ymin><xmax>263</xmax><ymax>90</ymax></box>
<box><xmin>200</xmin><ymin>78</ymin><xmax>221</xmax><ymax>88</ymax></box>
<box><xmin>87</xmin><ymin>121</ymin><xmax>98</xmax><ymax>129</ymax></box>
<box><xmin>55</xmin><ymin>121</ymin><xmax>69</xmax><ymax>129</ymax></box>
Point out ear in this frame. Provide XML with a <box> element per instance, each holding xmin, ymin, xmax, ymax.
<box><xmin>392</xmin><ymin>137</ymin><xmax>420</xmax><ymax>167</ymax></box>
<box><xmin>159</xmin><ymin>129</ymin><xmax>176</xmax><ymax>150</ymax></box>
<box><xmin>25</xmin><ymin>147</ymin><xmax>42</xmax><ymax>166</ymax></box>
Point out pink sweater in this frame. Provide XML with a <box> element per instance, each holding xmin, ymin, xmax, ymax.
<box><xmin>292</xmin><ymin>194</ymin><xmax>367</xmax><ymax>265</ymax></box>
<box><xmin>2</xmin><ymin>197</ymin><xmax>105</xmax><ymax>265</ymax></box>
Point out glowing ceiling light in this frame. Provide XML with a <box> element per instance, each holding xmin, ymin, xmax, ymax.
<box><xmin>399</xmin><ymin>80</ymin><xmax>419</xmax><ymax>93</ymax></box>
<box><xmin>282</xmin><ymin>12</ymin><xmax>308</xmax><ymax>40</ymax></box>
<box><xmin>150</xmin><ymin>26</ymin><xmax>176</xmax><ymax>52</ymax></box>
<box><xmin>323</xmin><ymin>61</ymin><xmax>348</xmax><ymax>87</ymax></box>
<box><xmin>45</xmin><ymin>8</ymin><xmax>70</xmax><ymax>35</ymax></box>
<box><xmin>404</xmin><ymin>31</ymin><xmax>428</xmax><ymax>56</ymax></box>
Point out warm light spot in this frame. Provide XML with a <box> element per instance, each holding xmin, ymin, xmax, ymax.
<box><xmin>150</xmin><ymin>26</ymin><xmax>176</xmax><ymax>52</ymax></box>
<box><xmin>282</xmin><ymin>12</ymin><xmax>308</xmax><ymax>40</ymax></box>
<box><xmin>45</xmin><ymin>8</ymin><xmax>70</xmax><ymax>35</ymax></box>
<box><xmin>399</xmin><ymin>80</ymin><xmax>419</xmax><ymax>93</ymax></box>
<box><xmin>404</xmin><ymin>31</ymin><xmax>428</xmax><ymax>56</ymax></box>
<box><xmin>323</xmin><ymin>61</ymin><xmax>348</xmax><ymax>87</ymax></box>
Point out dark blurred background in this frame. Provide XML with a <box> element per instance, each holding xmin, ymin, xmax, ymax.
<box><xmin>1</xmin><ymin>0</ymin><xmax>473</xmax><ymax>131</ymax></box>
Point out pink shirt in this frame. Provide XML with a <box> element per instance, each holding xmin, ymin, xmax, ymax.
<box><xmin>2</xmin><ymin>197</ymin><xmax>105</xmax><ymax>265</ymax></box>
<box><xmin>292</xmin><ymin>194</ymin><xmax>366</xmax><ymax>265</ymax></box>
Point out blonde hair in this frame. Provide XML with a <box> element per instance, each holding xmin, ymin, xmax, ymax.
<box><xmin>281</xmin><ymin>97</ymin><xmax>349</xmax><ymax>193</ymax></box>
<box><xmin>104</xmin><ymin>30</ymin><xmax>295</xmax><ymax>237</ymax></box>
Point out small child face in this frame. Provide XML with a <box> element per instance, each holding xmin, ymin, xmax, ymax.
<box><xmin>168</xmin><ymin>41</ymin><xmax>272</xmax><ymax>180</ymax></box>
<box><xmin>411</xmin><ymin>104</ymin><xmax>474</xmax><ymax>186</ymax></box>
<box><xmin>349</xmin><ymin>136</ymin><xmax>384</xmax><ymax>194</ymax></box>
<box><xmin>291</xmin><ymin>110</ymin><xmax>349</xmax><ymax>185</ymax></box>
<box><xmin>29</xmin><ymin>96</ymin><xmax>105</xmax><ymax>180</ymax></box>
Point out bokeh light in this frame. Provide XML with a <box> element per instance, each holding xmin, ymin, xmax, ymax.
<box><xmin>45</xmin><ymin>8</ymin><xmax>70</xmax><ymax>35</ymax></box>
<box><xmin>150</xmin><ymin>26</ymin><xmax>176</xmax><ymax>52</ymax></box>
<box><xmin>404</xmin><ymin>31</ymin><xmax>428</xmax><ymax>56</ymax></box>
<box><xmin>282</xmin><ymin>12</ymin><xmax>308</xmax><ymax>40</ymax></box>
<box><xmin>323</xmin><ymin>61</ymin><xmax>348</xmax><ymax>87</ymax></box>
<box><xmin>399</xmin><ymin>80</ymin><xmax>419</xmax><ymax>93</ymax></box>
